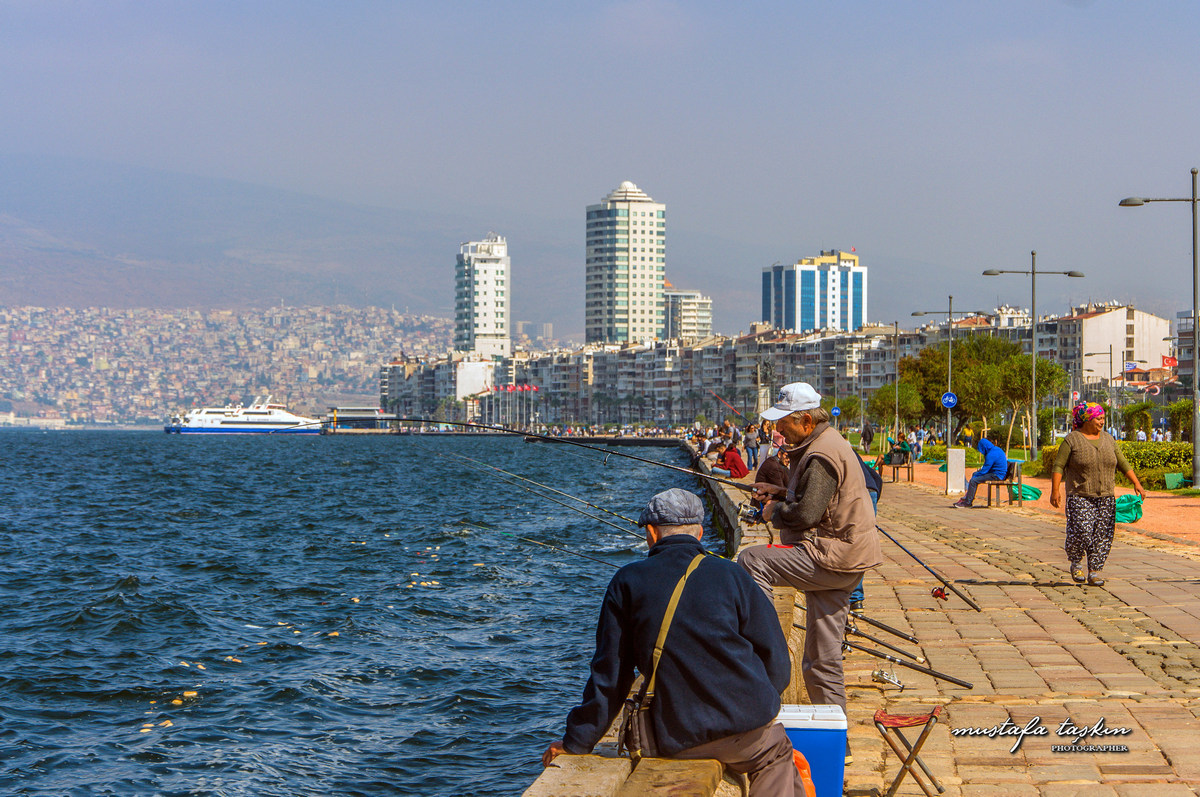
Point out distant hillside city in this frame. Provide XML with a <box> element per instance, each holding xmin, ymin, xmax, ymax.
<box><xmin>0</xmin><ymin>305</ymin><xmax>456</xmax><ymax>426</ymax></box>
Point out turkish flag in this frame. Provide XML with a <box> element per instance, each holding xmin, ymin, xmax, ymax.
<box><xmin>1164</xmin><ymin>355</ymin><xmax>1179</xmax><ymax>367</ymax></box>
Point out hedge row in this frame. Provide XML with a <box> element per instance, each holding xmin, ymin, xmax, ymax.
<box><xmin>1038</xmin><ymin>441</ymin><xmax>1194</xmax><ymax>475</ymax></box>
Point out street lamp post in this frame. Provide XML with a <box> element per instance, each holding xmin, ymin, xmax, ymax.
<box><xmin>1084</xmin><ymin>346</ymin><xmax>1115</xmax><ymax>429</ymax></box>
<box><xmin>1119</xmin><ymin>168</ymin><xmax>1200</xmax><ymax>485</ymax></box>
<box><xmin>912</xmin><ymin>297</ymin><xmax>987</xmax><ymax>445</ymax></box>
<box><xmin>894</xmin><ymin>321</ymin><xmax>900</xmax><ymax>444</ymax></box>
<box><xmin>984</xmin><ymin>251</ymin><xmax>1085</xmax><ymax>455</ymax></box>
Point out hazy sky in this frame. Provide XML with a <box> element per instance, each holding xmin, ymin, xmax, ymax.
<box><xmin>3</xmin><ymin>1</ymin><xmax>1200</xmax><ymax>335</ymax></box>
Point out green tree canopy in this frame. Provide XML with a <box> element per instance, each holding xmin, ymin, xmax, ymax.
<box><xmin>898</xmin><ymin>336</ymin><xmax>1023</xmax><ymax>438</ymax></box>
<box><xmin>867</xmin><ymin>380</ymin><xmax>923</xmax><ymax>435</ymax></box>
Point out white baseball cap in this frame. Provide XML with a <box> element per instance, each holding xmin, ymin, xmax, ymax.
<box><xmin>760</xmin><ymin>382</ymin><xmax>822</xmax><ymax>421</ymax></box>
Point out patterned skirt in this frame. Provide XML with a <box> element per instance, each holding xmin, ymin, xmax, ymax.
<box><xmin>1064</xmin><ymin>493</ymin><xmax>1116</xmax><ymax>571</ymax></box>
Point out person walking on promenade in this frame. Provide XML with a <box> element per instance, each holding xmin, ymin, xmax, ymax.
<box><xmin>1050</xmin><ymin>402</ymin><xmax>1146</xmax><ymax>586</ymax></box>
<box><xmin>952</xmin><ymin>437</ymin><xmax>1008</xmax><ymax>508</ymax></box>
<box><xmin>860</xmin><ymin>421</ymin><xmax>874</xmax><ymax>455</ymax></box>
<box><xmin>542</xmin><ymin>489</ymin><xmax>803</xmax><ymax>796</ymax></box>
<box><xmin>743</xmin><ymin>423</ymin><xmax>761</xmax><ymax>469</ymax></box>
<box><xmin>740</xmin><ymin>382</ymin><xmax>881</xmax><ymax>760</ymax></box>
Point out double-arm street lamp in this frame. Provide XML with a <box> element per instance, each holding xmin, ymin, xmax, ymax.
<box><xmin>912</xmin><ymin>295</ymin><xmax>988</xmax><ymax>445</ymax></box>
<box><xmin>984</xmin><ymin>251</ymin><xmax>1085</xmax><ymax>455</ymax></box>
<box><xmin>1119</xmin><ymin>168</ymin><xmax>1200</xmax><ymax>485</ymax></box>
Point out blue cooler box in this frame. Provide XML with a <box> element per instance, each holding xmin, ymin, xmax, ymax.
<box><xmin>777</xmin><ymin>704</ymin><xmax>846</xmax><ymax>797</ymax></box>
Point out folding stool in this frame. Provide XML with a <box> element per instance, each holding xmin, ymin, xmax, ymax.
<box><xmin>873</xmin><ymin>705</ymin><xmax>945</xmax><ymax>797</ymax></box>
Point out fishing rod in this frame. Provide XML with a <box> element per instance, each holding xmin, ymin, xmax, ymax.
<box><xmin>846</xmin><ymin>610</ymin><xmax>920</xmax><ymax>644</ymax></box>
<box><xmin>412</xmin><ymin>442</ymin><xmax>641</xmax><ymax>527</ymax></box>
<box><xmin>847</xmin><ymin>620</ymin><xmax>925</xmax><ymax>663</ymax></box>
<box><xmin>392</xmin><ymin>418</ymin><xmax>756</xmax><ymax>492</ymax></box>
<box><xmin>792</xmin><ymin>621</ymin><xmax>973</xmax><ymax>689</ymax></box>
<box><xmin>875</xmin><ymin>524</ymin><xmax>982</xmax><ymax>612</ymax></box>
<box><xmin>706</xmin><ymin>389</ymin><xmax>750</xmax><ymax>422</ymax></box>
<box><xmin>795</xmin><ymin>601</ymin><xmax>923</xmax><ymax>661</ymax></box>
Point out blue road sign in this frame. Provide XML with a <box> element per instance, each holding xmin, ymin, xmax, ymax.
<box><xmin>941</xmin><ymin>391</ymin><xmax>958</xmax><ymax>409</ymax></box>
<box><xmin>831</xmin><ymin>407</ymin><xmax>841</xmax><ymax>416</ymax></box>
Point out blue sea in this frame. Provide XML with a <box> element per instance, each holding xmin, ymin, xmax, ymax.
<box><xmin>0</xmin><ymin>431</ymin><xmax>717</xmax><ymax>796</ymax></box>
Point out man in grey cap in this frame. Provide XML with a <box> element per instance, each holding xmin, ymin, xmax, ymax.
<box><xmin>741</xmin><ymin>382</ymin><xmax>881</xmax><ymax>761</ymax></box>
<box><xmin>543</xmin><ymin>488</ymin><xmax>803</xmax><ymax>795</ymax></box>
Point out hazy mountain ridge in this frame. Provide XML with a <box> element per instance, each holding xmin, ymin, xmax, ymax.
<box><xmin>0</xmin><ymin>154</ymin><xmax>473</xmax><ymax>312</ymax></box>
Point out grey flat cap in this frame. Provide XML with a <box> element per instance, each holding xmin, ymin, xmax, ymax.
<box><xmin>637</xmin><ymin>488</ymin><xmax>704</xmax><ymax>527</ymax></box>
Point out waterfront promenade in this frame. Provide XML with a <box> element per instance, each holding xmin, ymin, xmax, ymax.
<box><xmin>837</xmin><ymin>474</ymin><xmax>1200</xmax><ymax>795</ymax></box>
<box><xmin>527</xmin><ymin>451</ymin><xmax>1200</xmax><ymax>794</ymax></box>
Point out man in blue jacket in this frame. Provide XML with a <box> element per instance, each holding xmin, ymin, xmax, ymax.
<box><xmin>542</xmin><ymin>488</ymin><xmax>801</xmax><ymax>795</ymax></box>
<box><xmin>953</xmin><ymin>437</ymin><xmax>1009</xmax><ymax>508</ymax></box>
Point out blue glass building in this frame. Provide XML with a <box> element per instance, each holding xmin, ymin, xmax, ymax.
<box><xmin>761</xmin><ymin>250</ymin><xmax>867</xmax><ymax>333</ymax></box>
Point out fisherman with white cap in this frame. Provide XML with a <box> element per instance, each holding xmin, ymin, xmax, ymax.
<box><xmin>740</xmin><ymin>383</ymin><xmax>882</xmax><ymax>764</ymax></box>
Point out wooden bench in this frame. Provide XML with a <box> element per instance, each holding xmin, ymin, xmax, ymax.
<box><xmin>887</xmin><ymin>458</ymin><xmax>914</xmax><ymax>483</ymax></box>
<box><xmin>984</xmin><ymin>461</ymin><xmax>1023</xmax><ymax>507</ymax></box>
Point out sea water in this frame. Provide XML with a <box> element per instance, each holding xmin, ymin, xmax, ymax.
<box><xmin>0</xmin><ymin>431</ymin><xmax>717</xmax><ymax>796</ymax></box>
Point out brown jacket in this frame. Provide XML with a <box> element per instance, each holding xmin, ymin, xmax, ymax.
<box><xmin>781</xmin><ymin>424</ymin><xmax>882</xmax><ymax>573</ymax></box>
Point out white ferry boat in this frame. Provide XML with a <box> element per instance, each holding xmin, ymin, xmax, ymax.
<box><xmin>164</xmin><ymin>396</ymin><xmax>321</xmax><ymax>434</ymax></box>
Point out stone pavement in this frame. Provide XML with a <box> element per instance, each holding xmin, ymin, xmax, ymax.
<box><xmin>842</xmin><ymin>479</ymin><xmax>1200</xmax><ymax>795</ymax></box>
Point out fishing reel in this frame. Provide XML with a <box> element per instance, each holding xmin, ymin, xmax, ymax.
<box><xmin>737</xmin><ymin>501</ymin><xmax>764</xmax><ymax>524</ymax></box>
<box><xmin>931</xmin><ymin>586</ymin><xmax>949</xmax><ymax>601</ymax></box>
<box><xmin>872</xmin><ymin>668</ymin><xmax>905</xmax><ymax>690</ymax></box>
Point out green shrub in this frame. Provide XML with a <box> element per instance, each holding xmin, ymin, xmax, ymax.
<box><xmin>923</xmin><ymin>444</ymin><xmax>983</xmax><ymax>466</ymax></box>
<box><xmin>1118</xmin><ymin>441</ymin><xmax>1193</xmax><ymax>471</ymax></box>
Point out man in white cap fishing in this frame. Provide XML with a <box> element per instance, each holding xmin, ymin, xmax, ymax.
<box><xmin>740</xmin><ymin>382</ymin><xmax>881</xmax><ymax>763</ymax></box>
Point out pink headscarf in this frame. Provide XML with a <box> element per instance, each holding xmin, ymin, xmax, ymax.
<box><xmin>1071</xmin><ymin>402</ymin><xmax>1105</xmax><ymax>431</ymax></box>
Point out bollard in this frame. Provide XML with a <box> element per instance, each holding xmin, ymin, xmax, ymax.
<box><xmin>946</xmin><ymin>448</ymin><xmax>965</xmax><ymax>495</ymax></box>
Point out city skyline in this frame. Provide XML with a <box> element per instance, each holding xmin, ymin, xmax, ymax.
<box><xmin>1</xmin><ymin>3</ymin><xmax>1199</xmax><ymax>336</ymax></box>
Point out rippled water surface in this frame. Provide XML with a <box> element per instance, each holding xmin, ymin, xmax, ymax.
<box><xmin>0</xmin><ymin>431</ymin><xmax>717</xmax><ymax>796</ymax></box>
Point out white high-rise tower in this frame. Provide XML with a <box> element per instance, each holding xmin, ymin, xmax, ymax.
<box><xmin>454</xmin><ymin>233</ymin><xmax>511</xmax><ymax>358</ymax></box>
<box><xmin>585</xmin><ymin>181</ymin><xmax>666</xmax><ymax>343</ymax></box>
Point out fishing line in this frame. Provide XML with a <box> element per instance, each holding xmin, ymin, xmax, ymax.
<box><xmin>460</xmin><ymin>522</ymin><xmax>623</xmax><ymax>570</ymax></box>
<box><xmin>392</xmin><ymin>418</ymin><xmax>756</xmax><ymax>492</ymax></box>
<box><xmin>411</xmin><ymin>442</ymin><xmax>642</xmax><ymax>527</ymax></box>
<box><xmin>441</xmin><ymin>457</ymin><xmax>645</xmax><ymax>540</ymax></box>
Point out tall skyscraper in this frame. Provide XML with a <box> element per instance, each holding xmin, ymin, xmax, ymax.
<box><xmin>664</xmin><ymin>288</ymin><xmax>713</xmax><ymax>341</ymax></box>
<box><xmin>454</xmin><ymin>233</ymin><xmax>511</xmax><ymax>358</ymax></box>
<box><xmin>761</xmin><ymin>250</ymin><xmax>867</xmax><ymax>333</ymax></box>
<box><xmin>585</xmin><ymin>181</ymin><xmax>666</xmax><ymax>343</ymax></box>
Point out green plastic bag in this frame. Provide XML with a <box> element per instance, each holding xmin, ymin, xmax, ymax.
<box><xmin>1008</xmin><ymin>484</ymin><xmax>1043</xmax><ymax>501</ymax></box>
<box><xmin>1115</xmin><ymin>494</ymin><xmax>1143</xmax><ymax>524</ymax></box>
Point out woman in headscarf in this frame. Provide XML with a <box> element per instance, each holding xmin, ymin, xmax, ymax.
<box><xmin>1050</xmin><ymin>402</ymin><xmax>1145</xmax><ymax>586</ymax></box>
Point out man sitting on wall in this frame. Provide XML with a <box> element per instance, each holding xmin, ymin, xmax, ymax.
<box><xmin>542</xmin><ymin>489</ymin><xmax>803</xmax><ymax>795</ymax></box>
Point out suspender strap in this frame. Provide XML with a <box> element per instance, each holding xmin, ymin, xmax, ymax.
<box><xmin>644</xmin><ymin>553</ymin><xmax>705</xmax><ymax>700</ymax></box>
